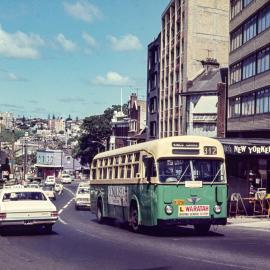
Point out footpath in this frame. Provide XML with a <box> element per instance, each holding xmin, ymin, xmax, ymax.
<box><xmin>227</xmin><ymin>216</ymin><xmax>270</xmax><ymax>230</ymax></box>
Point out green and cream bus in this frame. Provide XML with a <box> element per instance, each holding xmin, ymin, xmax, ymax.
<box><xmin>90</xmin><ymin>136</ymin><xmax>227</xmax><ymax>233</ymax></box>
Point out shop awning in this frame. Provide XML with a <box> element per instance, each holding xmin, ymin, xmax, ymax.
<box><xmin>217</xmin><ymin>138</ymin><xmax>270</xmax><ymax>155</ymax></box>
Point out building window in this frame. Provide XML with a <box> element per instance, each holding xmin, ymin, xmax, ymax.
<box><xmin>258</xmin><ymin>5</ymin><xmax>270</xmax><ymax>33</ymax></box>
<box><xmin>230</xmin><ymin>62</ymin><xmax>242</xmax><ymax>84</ymax></box>
<box><xmin>150</xmin><ymin>121</ymin><xmax>157</xmax><ymax>137</ymax></box>
<box><xmin>150</xmin><ymin>97</ymin><xmax>157</xmax><ymax>113</ymax></box>
<box><xmin>257</xmin><ymin>46</ymin><xmax>270</xmax><ymax>74</ymax></box>
<box><xmin>243</xmin><ymin>16</ymin><xmax>257</xmax><ymax>43</ymax></box>
<box><xmin>256</xmin><ymin>88</ymin><xmax>270</xmax><ymax>114</ymax></box>
<box><xmin>231</xmin><ymin>27</ymin><xmax>242</xmax><ymax>51</ymax></box>
<box><xmin>231</xmin><ymin>0</ymin><xmax>242</xmax><ymax>19</ymax></box>
<box><xmin>242</xmin><ymin>54</ymin><xmax>256</xmax><ymax>79</ymax></box>
<box><xmin>241</xmin><ymin>94</ymin><xmax>255</xmax><ymax>115</ymax></box>
<box><xmin>229</xmin><ymin>97</ymin><xmax>241</xmax><ymax>118</ymax></box>
<box><xmin>243</xmin><ymin>0</ymin><xmax>253</xmax><ymax>8</ymax></box>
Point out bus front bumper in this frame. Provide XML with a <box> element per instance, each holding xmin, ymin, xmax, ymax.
<box><xmin>157</xmin><ymin>217</ymin><xmax>227</xmax><ymax>226</ymax></box>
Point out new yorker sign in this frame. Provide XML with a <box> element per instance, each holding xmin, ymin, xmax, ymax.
<box><xmin>223</xmin><ymin>144</ymin><xmax>270</xmax><ymax>155</ymax></box>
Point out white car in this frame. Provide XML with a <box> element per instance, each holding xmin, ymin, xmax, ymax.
<box><xmin>44</xmin><ymin>176</ymin><xmax>56</xmax><ymax>186</ymax></box>
<box><xmin>0</xmin><ymin>188</ymin><xmax>58</xmax><ymax>233</ymax></box>
<box><xmin>60</xmin><ymin>174</ymin><xmax>72</xmax><ymax>184</ymax></box>
<box><xmin>75</xmin><ymin>186</ymin><xmax>90</xmax><ymax>210</ymax></box>
<box><xmin>42</xmin><ymin>186</ymin><xmax>56</xmax><ymax>201</ymax></box>
<box><xmin>54</xmin><ymin>183</ymin><xmax>63</xmax><ymax>193</ymax></box>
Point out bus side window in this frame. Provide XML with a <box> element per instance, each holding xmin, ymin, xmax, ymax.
<box><xmin>143</xmin><ymin>157</ymin><xmax>156</xmax><ymax>181</ymax></box>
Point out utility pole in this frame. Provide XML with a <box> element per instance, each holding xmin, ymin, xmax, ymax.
<box><xmin>0</xmin><ymin>116</ymin><xmax>3</xmax><ymax>181</ymax></box>
<box><xmin>23</xmin><ymin>143</ymin><xmax>27</xmax><ymax>180</ymax></box>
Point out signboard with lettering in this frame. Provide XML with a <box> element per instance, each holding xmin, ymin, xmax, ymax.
<box><xmin>108</xmin><ymin>186</ymin><xmax>129</xmax><ymax>206</ymax></box>
<box><xmin>172</xmin><ymin>142</ymin><xmax>199</xmax><ymax>148</ymax></box>
<box><xmin>36</xmin><ymin>151</ymin><xmax>62</xmax><ymax>166</ymax></box>
<box><xmin>223</xmin><ymin>144</ymin><xmax>270</xmax><ymax>155</ymax></box>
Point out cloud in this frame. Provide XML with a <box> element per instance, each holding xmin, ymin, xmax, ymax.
<box><xmin>0</xmin><ymin>69</ymin><xmax>27</xmax><ymax>81</ymax></box>
<box><xmin>94</xmin><ymin>71</ymin><xmax>134</xmax><ymax>87</ymax></box>
<box><xmin>0</xmin><ymin>25</ymin><xmax>45</xmax><ymax>59</ymax></box>
<box><xmin>82</xmin><ymin>32</ymin><xmax>97</xmax><ymax>47</ymax></box>
<box><xmin>56</xmin><ymin>33</ymin><xmax>77</xmax><ymax>52</ymax></box>
<box><xmin>28</xmin><ymin>99</ymin><xmax>38</xmax><ymax>104</ymax></box>
<box><xmin>58</xmin><ymin>97</ymin><xmax>85</xmax><ymax>103</ymax></box>
<box><xmin>0</xmin><ymin>103</ymin><xmax>24</xmax><ymax>109</ymax></box>
<box><xmin>107</xmin><ymin>34</ymin><xmax>143</xmax><ymax>51</ymax></box>
<box><xmin>63</xmin><ymin>0</ymin><xmax>102</xmax><ymax>23</ymax></box>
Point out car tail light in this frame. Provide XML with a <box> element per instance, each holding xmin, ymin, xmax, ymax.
<box><xmin>0</xmin><ymin>213</ymin><xmax>6</xmax><ymax>220</ymax></box>
<box><xmin>51</xmin><ymin>211</ymin><xmax>58</xmax><ymax>217</ymax></box>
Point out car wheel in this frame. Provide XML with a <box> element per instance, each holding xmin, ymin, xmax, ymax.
<box><xmin>129</xmin><ymin>203</ymin><xmax>141</xmax><ymax>233</ymax></box>
<box><xmin>194</xmin><ymin>224</ymin><xmax>211</xmax><ymax>235</ymax></box>
<box><xmin>44</xmin><ymin>224</ymin><xmax>53</xmax><ymax>234</ymax></box>
<box><xmin>75</xmin><ymin>205</ymin><xmax>79</xmax><ymax>210</ymax></box>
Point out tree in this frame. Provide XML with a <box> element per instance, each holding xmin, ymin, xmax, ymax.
<box><xmin>75</xmin><ymin>114</ymin><xmax>111</xmax><ymax>165</ymax></box>
<box><xmin>75</xmin><ymin>104</ymin><xmax>128</xmax><ymax>165</ymax></box>
<box><xmin>103</xmin><ymin>104</ymin><xmax>128</xmax><ymax>121</ymax></box>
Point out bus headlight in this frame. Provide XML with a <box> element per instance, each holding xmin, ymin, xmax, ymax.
<box><xmin>214</xmin><ymin>205</ymin><xmax>222</xmax><ymax>214</ymax></box>
<box><xmin>165</xmin><ymin>205</ymin><xmax>173</xmax><ymax>215</ymax></box>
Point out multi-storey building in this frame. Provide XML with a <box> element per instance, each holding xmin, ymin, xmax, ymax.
<box><xmin>147</xmin><ymin>34</ymin><xmax>160</xmax><ymax>140</ymax></box>
<box><xmin>159</xmin><ymin>0</ymin><xmax>229</xmax><ymax>138</ymax></box>
<box><xmin>0</xmin><ymin>112</ymin><xmax>14</xmax><ymax>130</ymax></box>
<box><xmin>222</xmin><ymin>0</ymin><xmax>270</xmax><ymax>203</ymax></box>
<box><xmin>48</xmin><ymin>118</ymin><xmax>66</xmax><ymax>134</ymax></box>
<box><xmin>109</xmin><ymin>93</ymin><xmax>146</xmax><ymax>150</ymax></box>
<box><xmin>228</xmin><ymin>0</ymin><xmax>270</xmax><ymax>137</ymax></box>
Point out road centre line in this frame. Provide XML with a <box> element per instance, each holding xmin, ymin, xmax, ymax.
<box><xmin>64</xmin><ymin>186</ymin><xmax>75</xmax><ymax>196</ymax></box>
<box><xmin>58</xmin><ymin>217</ymin><xmax>67</xmax><ymax>225</ymax></box>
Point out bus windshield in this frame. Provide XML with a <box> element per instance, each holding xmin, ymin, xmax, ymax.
<box><xmin>158</xmin><ymin>159</ymin><xmax>225</xmax><ymax>183</ymax></box>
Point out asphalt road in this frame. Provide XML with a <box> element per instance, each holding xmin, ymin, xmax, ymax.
<box><xmin>0</xmin><ymin>182</ymin><xmax>270</xmax><ymax>270</ymax></box>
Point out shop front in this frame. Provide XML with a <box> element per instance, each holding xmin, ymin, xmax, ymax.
<box><xmin>219</xmin><ymin>139</ymin><xmax>270</xmax><ymax>215</ymax></box>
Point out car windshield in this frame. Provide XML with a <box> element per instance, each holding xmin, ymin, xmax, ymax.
<box><xmin>63</xmin><ymin>175</ymin><xmax>70</xmax><ymax>178</ymax></box>
<box><xmin>158</xmin><ymin>159</ymin><xmax>225</xmax><ymax>183</ymax></box>
<box><xmin>78</xmin><ymin>188</ymin><xmax>90</xmax><ymax>194</ymax></box>
<box><xmin>3</xmin><ymin>192</ymin><xmax>47</xmax><ymax>201</ymax></box>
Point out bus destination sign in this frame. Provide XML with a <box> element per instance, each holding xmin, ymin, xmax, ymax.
<box><xmin>172</xmin><ymin>142</ymin><xmax>199</xmax><ymax>148</ymax></box>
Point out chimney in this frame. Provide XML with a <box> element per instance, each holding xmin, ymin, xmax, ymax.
<box><xmin>201</xmin><ymin>58</ymin><xmax>220</xmax><ymax>74</ymax></box>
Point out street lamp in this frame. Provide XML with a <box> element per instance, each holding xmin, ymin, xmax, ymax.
<box><xmin>91</xmin><ymin>140</ymin><xmax>106</xmax><ymax>153</ymax></box>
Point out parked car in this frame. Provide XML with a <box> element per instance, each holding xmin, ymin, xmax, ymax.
<box><xmin>75</xmin><ymin>186</ymin><xmax>90</xmax><ymax>210</ymax></box>
<box><xmin>0</xmin><ymin>187</ymin><xmax>58</xmax><ymax>233</ymax></box>
<box><xmin>60</xmin><ymin>174</ymin><xmax>72</xmax><ymax>184</ymax></box>
<box><xmin>44</xmin><ymin>176</ymin><xmax>56</xmax><ymax>186</ymax></box>
<box><xmin>42</xmin><ymin>185</ymin><xmax>56</xmax><ymax>201</ymax></box>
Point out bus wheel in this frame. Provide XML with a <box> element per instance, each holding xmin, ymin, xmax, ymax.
<box><xmin>97</xmin><ymin>200</ymin><xmax>104</xmax><ymax>224</ymax></box>
<box><xmin>129</xmin><ymin>204</ymin><xmax>140</xmax><ymax>233</ymax></box>
<box><xmin>194</xmin><ymin>224</ymin><xmax>211</xmax><ymax>234</ymax></box>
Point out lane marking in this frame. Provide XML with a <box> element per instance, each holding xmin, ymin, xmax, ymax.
<box><xmin>64</xmin><ymin>186</ymin><xmax>75</xmax><ymax>196</ymax></box>
<box><xmin>58</xmin><ymin>217</ymin><xmax>67</xmax><ymax>225</ymax></box>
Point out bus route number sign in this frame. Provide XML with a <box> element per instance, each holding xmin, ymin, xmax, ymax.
<box><xmin>204</xmin><ymin>146</ymin><xmax>217</xmax><ymax>155</ymax></box>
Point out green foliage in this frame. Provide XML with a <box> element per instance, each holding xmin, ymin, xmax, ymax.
<box><xmin>0</xmin><ymin>128</ymin><xmax>24</xmax><ymax>143</ymax></box>
<box><xmin>75</xmin><ymin>104</ymin><xmax>127</xmax><ymax>165</ymax></box>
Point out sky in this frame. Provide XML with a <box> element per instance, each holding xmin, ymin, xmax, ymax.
<box><xmin>0</xmin><ymin>0</ymin><xmax>168</xmax><ymax>119</ymax></box>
